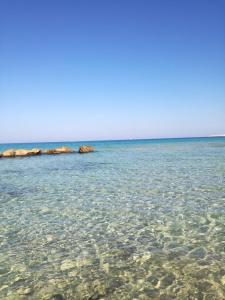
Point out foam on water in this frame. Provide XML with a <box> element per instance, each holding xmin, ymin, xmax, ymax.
<box><xmin>0</xmin><ymin>138</ymin><xmax>225</xmax><ymax>299</ymax></box>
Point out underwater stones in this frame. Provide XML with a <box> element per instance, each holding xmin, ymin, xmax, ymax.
<box><xmin>189</xmin><ymin>247</ymin><xmax>206</xmax><ymax>259</ymax></box>
<box><xmin>102</xmin><ymin>262</ymin><xmax>110</xmax><ymax>273</ymax></box>
<box><xmin>2</xmin><ymin>149</ymin><xmax>15</xmax><ymax>157</ymax></box>
<box><xmin>221</xmin><ymin>275</ymin><xmax>225</xmax><ymax>285</ymax></box>
<box><xmin>195</xmin><ymin>280</ymin><xmax>213</xmax><ymax>292</ymax></box>
<box><xmin>105</xmin><ymin>277</ymin><xmax>124</xmax><ymax>294</ymax></box>
<box><xmin>159</xmin><ymin>273</ymin><xmax>175</xmax><ymax>288</ymax></box>
<box><xmin>146</xmin><ymin>275</ymin><xmax>159</xmax><ymax>286</ymax></box>
<box><xmin>76</xmin><ymin>257</ymin><xmax>95</xmax><ymax>268</ymax></box>
<box><xmin>60</xmin><ymin>259</ymin><xmax>76</xmax><ymax>271</ymax></box>
<box><xmin>46</xmin><ymin>235</ymin><xmax>55</xmax><ymax>243</ymax></box>
<box><xmin>10</xmin><ymin>264</ymin><xmax>27</xmax><ymax>273</ymax></box>
<box><xmin>0</xmin><ymin>285</ymin><xmax>8</xmax><ymax>292</ymax></box>
<box><xmin>159</xmin><ymin>294</ymin><xmax>176</xmax><ymax>300</ymax></box>
<box><xmin>12</xmin><ymin>274</ymin><xmax>28</xmax><ymax>284</ymax></box>
<box><xmin>50</xmin><ymin>294</ymin><xmax>65</xmax><ymax>300</ymax></box>
<box><xmin>133</xmin><ymin>252</ymin><xmax>151</xmax><ymax>265</ymax></box>
<box><xmin>79</xmin><ymin>145</ymin><xmax>95</xmax><ymax>153</ymax></box>
<box><xmin>41</xmin><ymin>207</ymin><xmax>51</xmax><ymax>214</ymax></box>
<box><xmin>68</xmin><ymin>270</ymin><xmax>78</xmax><ymax>277</ymax></box>
<box><xmin>0</xmin><ymin>267</ymin><xmax>10</xmax><ymax>275</ymax></box>
<box><xmin>143</xmin><ymin>288</ymin><xmax>159</xmax><ymax>298</ymax></box>
<box><xmin>17</xmin><ymin>287</ymin><xmax>33</xmax><ymax>295</ymax></box>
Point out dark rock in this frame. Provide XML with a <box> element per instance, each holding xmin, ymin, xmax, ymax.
<box><xmin>160</xmin><ymin>273</ymin><xmax>175</xmax><ymax>287</ymax></box>
<box><xmin>50</xmin><ymin>294</ymin><xmax>65</xmax><ymax>300</ymax></box>
<box><xmin>189</xmin><ymin>247</ymin><xmax>206</xmax><ymax>259</ymax></box>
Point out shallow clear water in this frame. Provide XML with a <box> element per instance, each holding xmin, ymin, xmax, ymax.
<box><xmin>0</xmin><ymin>137</ymin><xmax>225</xmax><ymax>300</ymax></box>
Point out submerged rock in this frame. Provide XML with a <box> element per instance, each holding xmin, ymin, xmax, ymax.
<box><xmin>2</xmin><ymin>149</ymin><xmax>15</xmax><ymax>157</ymax></box>
<box><xmin>60</xmin><ymin>259</ymin><xmax>76</xmax><ymax>271</ymax></box>
<box><xmin>160</xmin><ymin>273</ymin><xmax>176</xmax><ymax>288</ymax></box>
<box><xmin>17</xmin><ymin>287</ymin><xmax>33</xmax><ymax>295</ymax></box>
<box><xmin>189</xmin><ymin>247</ymin><xmax>206</xmax><ymax>259</ymax></box>
<box><xmin>79</xmin><ymin>145</ymin><xmax>95</xmax><ymax>153</ymax></box>
<box><xmin>221</xmin><ymin>275</ymin><xmax>225</xmax><ymax>285</ymax></box>
<box><xmin>50</xmin><ymin>294</ymin><xmax>65</xmax><ymax>300</ymax></box>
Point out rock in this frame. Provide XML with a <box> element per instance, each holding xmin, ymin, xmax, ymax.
<box><xmin>43</xmin><ymin>147</ymin><xmax>73</xmax><ymax>155</ymax></box>
<box><xmin>221</xmin><ymin>275</ymin><xmax>225</xmax><ymax>285</ymax></box>
<box><xmin>0</xmin><ymin>267</ymin><xmax>10</xmax><ymax>275</ymax></box>
<box><xmin>17</xmin><ymin>287</ymin><xmax>33</xmax><ymax>295</ymax></box>
<box><xmin>31</xmin><ymin>148</ymin><xmax>41</xmax><ymax>155</ymax></box>
<box><xmin>15</xmin><ymin>149</ymin><xmax>28</xmax><ymax>156</ymax></box>
<box><xmin>2</xmin><ymin>149</ymin><xmax>15</xmax><ymax>157</ymax></box>
<box><xmin>51</xmin><ymin>294</ymin><xmax>65</xmax><ymax>300</ymax></box>
<box><xmin>55</xmin><ymin>146</ymin><xmax>73</xmax><ymax>153</ymax></box>
<box><xmin>160</xmin><ymin>273</ymin><xmax>175</xmax><ymax>288</ymax></box>
<box><xmin>68</xmin><ymin>270</ymin><xmax>78</xmax><ymax>277</ymax></box>
<box><xmin>10</xmin><ymin>264</ymin><xmax>27</xmax><ymax>273</ymax></box>
<box><xmin>79</xmin><ymin>145</ymin><xmax>95</xmax><ymax>153</ymax></box>
<box><xmin>15</xmin><ymin>149</ymin><xmax>41</xmax><ymax>156</ymax></box>
<box><xmin>1</xmin><ymin>146</ymin><xmax>73</xmax><ymax>158</ymax></box>
<box><xmin>0</xmin><ymin>285</ymin><xmax>8</xmax><ymax>292</ymax></box>
<box><xmin>46</xmin><ymin>235</ymin><xmax>54</xmax><ymax>242</ymax></box>
<box><xmin>189</xmin><ymin>247</ymin><xmax>206</xmax><ymax>259</ymax></box>
<box><xmin>60</xmin><ymin>259</ymin><xmax>76</xmax><ymax>271</ymax></box>
<box><xmin>42</xmin><ymin>149</ymin><xmax>58</xmax><ymax>155</ymax></box>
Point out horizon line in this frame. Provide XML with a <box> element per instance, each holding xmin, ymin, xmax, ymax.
<box><xmin>1</xmin><ymin>135</ymin><xmax>225</xmax><ymax>145</ymax></box>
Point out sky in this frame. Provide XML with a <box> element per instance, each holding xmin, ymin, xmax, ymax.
<box><xmin>0</xmin><ymin>0</ymin><xmax>225</xmax><ymax>143</ymax></box>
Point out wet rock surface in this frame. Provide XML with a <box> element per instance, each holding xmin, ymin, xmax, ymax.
<box><xmin>15</xmin><ymin>149</ymin><xmax>41</xmax><ymax>156</ymax></box>
<box><xmin>79</xmin><ymin>146</ymin><xmax>95</xmax><ymax>153</ymax></box>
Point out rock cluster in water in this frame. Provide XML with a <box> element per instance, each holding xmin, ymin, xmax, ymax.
<box><xmin>0</xmin><ymin>146</ymin><xmax>95</xmax><ymax>158</ymax></box>
<box><xmin>79</xmin><ymin>145</ymin><xmax>95</xmax><ymax>153</ymax></box>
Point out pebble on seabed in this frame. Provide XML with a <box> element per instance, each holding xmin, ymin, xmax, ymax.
<box><xmin>17</xmin><ymin>287</ymin><xmax>33</xmax><ymax>295</ymax></box>
<box><xmin>51</xmin><ymin>294</ymin><xmax>65</xmax><ymax>300</ymax></box>
<box><xmin>60</xmin><ymin>260</ymin><xmax>77</xmax><ymax>271</ymax></box>
<box><xmin>221</xmin><ymin>275</ymin><xmax>225</xmax><ymax>285</ymax></box>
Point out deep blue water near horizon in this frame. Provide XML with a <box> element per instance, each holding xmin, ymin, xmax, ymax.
<box><xmin>0</xmin><ymin>136</ymin><xmax>224</xmax><ymax>152</ymax></box>
<box><xmin>0</xmin><ymin>137</ymin><xmax>225</xmax><ymax>299</ymax></box>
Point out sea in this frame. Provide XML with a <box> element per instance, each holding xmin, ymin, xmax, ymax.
<box><xmin>0</xmin><ymin>137</ymin><xmax>225</xmax><ymax>299</ymax></box>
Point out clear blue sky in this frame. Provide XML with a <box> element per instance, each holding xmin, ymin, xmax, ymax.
<box><xmin>0</xmin><ymin>0</ymin><xmax>225</xmax><ymax>143</ymax></box>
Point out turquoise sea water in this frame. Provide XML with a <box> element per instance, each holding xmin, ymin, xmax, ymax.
<box><xmin>0</xmin><ymin>137</ymin><xmax>225</xmax><ymax>300</ymax></box>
